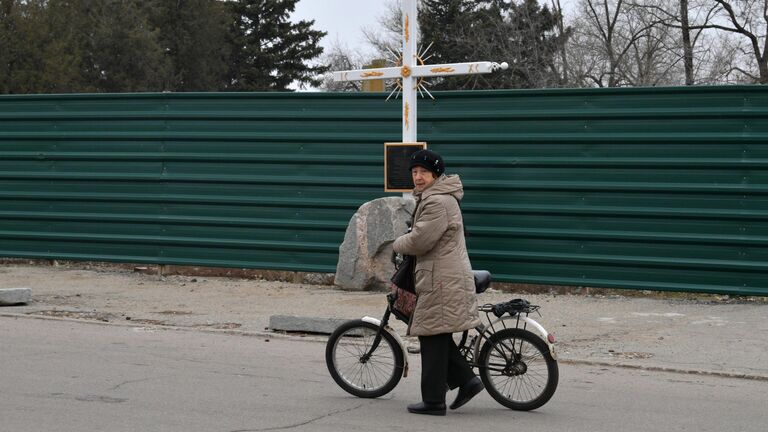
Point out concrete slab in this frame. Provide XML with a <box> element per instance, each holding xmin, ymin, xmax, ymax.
<box><xmin>0</xmin><ymin>288</ymin><xmax>32</xmax><ymax>306</ymax></box>
<box><xmin>268</xmin><ymin>315</ymin><xmax>349</xmax><ymax>335</ymax></box>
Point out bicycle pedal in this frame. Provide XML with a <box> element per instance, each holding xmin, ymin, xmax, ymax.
<box><xmin>407</xmin><ymin>345</ymin><xmax>421</xmax><ymax>354</ymax></box>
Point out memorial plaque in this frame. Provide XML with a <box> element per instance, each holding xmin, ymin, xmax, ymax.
<box><xmin>385</xmin><ymin>142</ymin><xmax>426</xmax><ymax>192</ymax></box>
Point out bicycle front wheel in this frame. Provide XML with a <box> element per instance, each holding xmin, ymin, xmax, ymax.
<box><xmin>325</xmin><ymin>319</ymin><xmax>404</xmax><ymax>398</ymax></box>
<box><xmin>478</xmin><ymin>328</ymin><xmax>558</xmax><ymax>410</ymax></box>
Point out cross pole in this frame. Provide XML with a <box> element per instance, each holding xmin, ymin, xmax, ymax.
<box><xmin>332</xmin><ymin>0</ymin><xmax>508</xmax><ymax>144</ymax></box>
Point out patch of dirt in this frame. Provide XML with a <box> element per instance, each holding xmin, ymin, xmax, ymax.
<box><xmin>29</xmin><ymin>310</ymin><xmax>117</xmax><ymax>322</ymax></box>
<box><xmin>157</xmin><ymin>310</ymin><xmax>195</xmax><ymax>316</ymax></box>
<box><xmin>191</xmin><ymin>322</ymin><xmax>242</xmax><ymax>330</ymax></box>
<box><xmin>608</xmin><ymin>351</ymin><xmax>654</xmax><ymax>360</ymax></box>
<box><xmin>126</xmin><ymin>318</ymin><xmax>167</xmax><ymax>326</ymax></box>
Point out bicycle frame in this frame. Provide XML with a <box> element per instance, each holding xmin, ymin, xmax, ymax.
<box><xmin>358</xmin><ymin>294</ymin><xmax>556</xmax><ymax>380</ymax></box>
<box><xmin>361</xmin><ymin>309</ymin><xmax>412</xmax><ymax>377</ymax></box>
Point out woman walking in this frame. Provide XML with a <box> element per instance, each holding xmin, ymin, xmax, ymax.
<box><xmin>393</xmin><ymin>149</ymin><xmax>484</xmax><ymax>416</ymax></box>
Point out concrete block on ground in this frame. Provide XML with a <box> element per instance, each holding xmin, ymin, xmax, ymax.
<box><xmin>0</xmin><ymin>288</ymin><xmax>32</xmax><ymax>306</ymax></box>
<box><xmin>268</xmin><ymin>315</ymin><xmax>350</xmax><ymax>335</ymax></box>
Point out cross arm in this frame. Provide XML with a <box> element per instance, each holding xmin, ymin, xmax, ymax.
<box><xmin>333</xmin><ymin>67</ymin><xmax>403</xmax><ymax>82</ymax></box>
<box><xmin>412</xmin><ymin>61</ymin><xmax>508</xmax><ymax>78</ymax></box>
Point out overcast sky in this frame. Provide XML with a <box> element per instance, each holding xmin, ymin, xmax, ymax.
<box><xmin>292</xmin><ymin>0</ymin><xmax>578</xmax><ymax>57</ymax></box>
<box><xmin>292</xmin><ymin>0</ymin><xmax>392</xmax><ymax>57</ymax></box>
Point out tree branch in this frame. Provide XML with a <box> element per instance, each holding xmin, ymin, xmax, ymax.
<box><xmin>714</xmin><ymin>0</ymin><xmax>748</xmax><ymax>33</ymax></box>
<box><xmin>585</xmin><ymin>0</ymin><xmax>610</xmax><ymax>43</ymax></box>
<box><xmin>731</xmin><ymin>65</ymin><xmax>759</xmax><ymax>81</ymax></box>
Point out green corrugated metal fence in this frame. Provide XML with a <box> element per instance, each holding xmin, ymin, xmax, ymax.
<box><xmin>1</xmin><ymin>87</ymin><xmax>766</xmax><ymax>295</ymax></box>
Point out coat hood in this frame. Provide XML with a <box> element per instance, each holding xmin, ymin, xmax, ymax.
<box><xmin>415</xmin><ymin>174</ymin><xmax>464</xmax><ymax>202</ymax></box>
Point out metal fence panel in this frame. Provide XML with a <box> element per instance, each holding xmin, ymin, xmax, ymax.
<box><xmin>1</xmin><ymin>87</ymin><xmax>766</xmax><ymax>295</ymax></box>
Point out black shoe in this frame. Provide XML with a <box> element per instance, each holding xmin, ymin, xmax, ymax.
<box><xmin>450</xmin><ymin>377</ymin><xmax>484</xmax><ymax>410</ymax></box>
<box><xmin>407</xmin><ymin>402</ymin><xmax>447</xmax><ymax>416</ymax></box>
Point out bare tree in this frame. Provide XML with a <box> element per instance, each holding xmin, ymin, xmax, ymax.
<box><xmin>630</xmin><ymin>0</ymin><xmax>752</xmax><ymax>85</ymax></box>
<box><xmin>620</xmin><ymin>0</ymin><xmax>682</xmax><ymax>86</ymax></box>
<box><xmin>319</xmin><ymin>40</ymin><xmax>366</xmax><ymax>92</ymax></box>
<box><xmin>680</xmin><ymin>0</ymin><xmax>695</xmax><ymax>84</ymax></box>
<box><xmin>361</xmin><ymin>0</ymin><xmax>401</xmax><ymax>67</ymax></box>
<box><xmin>551</xmin><ymin>0</ymin><xmax>572</xmax><ymax>84</ymax></box>
<box><xmin>321</xmin><ymin>0</ymin><xmax>400</xmax><ymax>92</ymax></box>
<box><xmin>690</xmin><ymin>0</ymin><xmax>768</xmax><ymax>83</ymax></box>
<box><xmin>698</xmin><ymin>32</ymin><xmax>753</xmax><ymax>82</ymax></box>
<box><xmin>584</xmin><ymin>0</ymin><xmax>631</xmax><ymax>86</ymax></box>
<box><xmin>565</xmin><ymin>15</ymin><xmax>607</xmax><ymax>86</ymax></box>
<box><xmin>570</xmin><ymin>0</ymin><xmax>673</xmax><ymax>87</ymax></box>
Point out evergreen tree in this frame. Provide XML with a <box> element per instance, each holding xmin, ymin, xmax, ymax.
<box><xmin>87</xmin><ymin>0</ymin><xmax>170</xmax><ymax>92</ymax></box>
<box><xmin>0</xmin><ymin>0</ymin><xmax>49</xmax><ymax>93</ymax></box>
<box><xmin>0</xmin><ymin>0</ymin><xmax>19</xmax><ymax>93</ymax></box>
<box><xmin>418</xmin><ymin>0</ymin><xmax>505</xmax><ymax>90</ymax></box>
<box><xmin>40</xmin><ymin>0</ymin><xmax>96</xmax><ymax>93</ymax></box>
<box><xmin>227</xmin><ymin>0</ymin><xmax>327</xmax><ymax>91</ymax></box>
<box><xmin>418</xmin><ymin>0</ymin><xmax>476</xmax><ymax>69</ymax></box>
<box><xmin>418</xmin><ymin>0</ymin><xmax>566</xmax><ymax>89</ymax></box>
<box><xmin>1</xmin><ymin>0</ymin><xmax>172</xmax><ymax>94</ymax></box>
<box><xmin>148</xmin><ymin>0</ymin><xmax>232</xmax><ymax>91</ymax></box>
<box><xmin>505</xmin><ymin>0</ymin><xmax>565</xmax><ymax>88</ymax></box>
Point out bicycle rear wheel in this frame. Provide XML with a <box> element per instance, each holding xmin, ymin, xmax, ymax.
<box><xmin>478</xmin><ymin>328</ymin><xmax>558</xmax><ymax>410</ymax></box>
<box><xmin>325</xmin><ymin>319</ymin><xmax>404</xmax><ymax>398</ymax></box>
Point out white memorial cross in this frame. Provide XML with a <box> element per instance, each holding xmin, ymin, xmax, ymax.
<box><xmin>332</xmin><ymin>0</ymin><xmax>508</xmax><ymax>143</ymax></box>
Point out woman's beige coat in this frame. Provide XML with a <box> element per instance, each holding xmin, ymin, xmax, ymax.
<box><xmin>393</xmin><ymin>174</ymin><xmax>480</xmax><ymax>336</ymax></box>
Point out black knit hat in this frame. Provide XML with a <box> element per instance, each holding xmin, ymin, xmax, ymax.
<box><xmin>408</xmin><ymin>149</ymin><xmax>445</xmax><ymax>177</ymax></box>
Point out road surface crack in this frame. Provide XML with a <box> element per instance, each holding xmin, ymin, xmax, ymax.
<box><xmin>229</xmin><ymin>401</ymin><xmax>371</xmax><ymax>432</ymax></box>
<box><xmin>109</xmin><ymin>377</ymin><xmax>155</xmax><ymax>391</ymax></box>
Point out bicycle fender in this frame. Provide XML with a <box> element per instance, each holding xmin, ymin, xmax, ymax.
<box><xmin>362</xmin><ymin>316</ymin><xmax>411</xmax><ymax>377</ymax></box>
<box><xmin>499</xmin><ymin>316</ymin><xmax>558</xmax><ymax>360</ymax></box>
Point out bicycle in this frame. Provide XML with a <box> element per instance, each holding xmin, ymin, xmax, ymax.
<box><xmin>325</xmin><ymin>270</ymin><xmax>559</xmax><ymax>411</ymax></box>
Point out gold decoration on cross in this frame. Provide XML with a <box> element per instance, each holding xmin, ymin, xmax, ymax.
<box><xmin>361</xmin><ymin>71</ymin><xmax>385</xmax><ymax>78</ymax></box>
<box><xmin>431</xmin><ymin>67</ymin><xmax>455</xmax><ymax>73</ymax></box>
<box><xmin>401</xmin><ymin>66</ymin><xmax>412</xmax><ymax>78</ymax></box>
<box><xmin>404</xmin><ymin>102</ymin><xmax>410</xmax><ymax>130</ymax></box>
<box><xmin>405</xmin><ymin>14</ymin><xmax>410</xmax><ymax>43</ymax></box>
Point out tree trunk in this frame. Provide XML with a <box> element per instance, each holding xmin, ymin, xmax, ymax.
<box><xmin>749</xmin><ymin>37</ymin><xmax>767</xmax><ymax>84</ymax></box>
<box><xmin>759</xmin><ymin>58</ymin><xmax>768</xmax><ymax>84</ymax></box>
<box><xmin>552</xmin><ymin>0</ymin><xmax>569</xmax><ymax>85</ymax></box>
<box><xmin>679</xmin><ymin>0</ymin><xmax>694</xmax><ymax>85</ymax></box>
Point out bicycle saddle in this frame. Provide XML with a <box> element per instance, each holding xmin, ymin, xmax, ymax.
<box><xmin>473</xmin><ymin>270</ymin><xmax>492</xmax><ymax>294</ymax></box>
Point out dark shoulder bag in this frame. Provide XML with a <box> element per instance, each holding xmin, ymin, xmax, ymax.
<box><xmin>390</xmin><ymin>201</ymin><xmax>420</xmax><ymax>294</ymax></box>
<box><xmin>389</xmin><ymin>205</ymin><xmax>419</xmax><ymax>319</ymax></box>
<box><xmin>390</xmin><ymin>254</ymin><xmax>417</xmax><ymax>320</ymax></box>
<box><xmin>390</xmin><ymin>254</ymin><xmax>416</xmax><ymax>294</ymax></box>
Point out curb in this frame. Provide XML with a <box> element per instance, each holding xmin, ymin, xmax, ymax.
<box><xmin>0</xmin><ymin>311</ymin><xmax>322</xmax><ymax>343</ymax></box>
<box><xmin>3</xmin><ymin>311</ymin><xmax>767</xmax><ymax>382</ymax></box>
<box><xmin>558</xmin><ymin>359</ymin><xmax>768</xmax><ymax>382</ymax></box>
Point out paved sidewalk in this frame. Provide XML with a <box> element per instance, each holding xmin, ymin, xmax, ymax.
<box><xmin>1</xmin><ymin>263</ymin><xmax>767</xmax><ymax>381</ymax></box>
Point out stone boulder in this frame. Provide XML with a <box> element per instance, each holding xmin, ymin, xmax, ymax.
<box><xmin>335</xmin><ymin>196</ymin><xmax>415</xmax><ymax>291</ymax></box>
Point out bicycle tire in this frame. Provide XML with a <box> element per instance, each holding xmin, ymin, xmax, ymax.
<box><xmin>478</xmin><ymin>328</ymin><xmax>558</xmax><ymax>411</ymax></box>
<box><xmin>325</xmin><ymin>319</ymin><xmax>404</xmax><ymax>398</ymax></box>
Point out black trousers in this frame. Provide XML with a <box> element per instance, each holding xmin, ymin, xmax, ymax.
<box><xmin>418</xmin><ymin>333</ymin><xmax>476</xmax><ymax>404</ymax></box>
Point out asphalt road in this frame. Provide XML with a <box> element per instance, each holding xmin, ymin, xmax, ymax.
<box><xmin>1</xmin><ymin>317</ymin><xmax>766</xmax><ymax>432</ymax></box>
